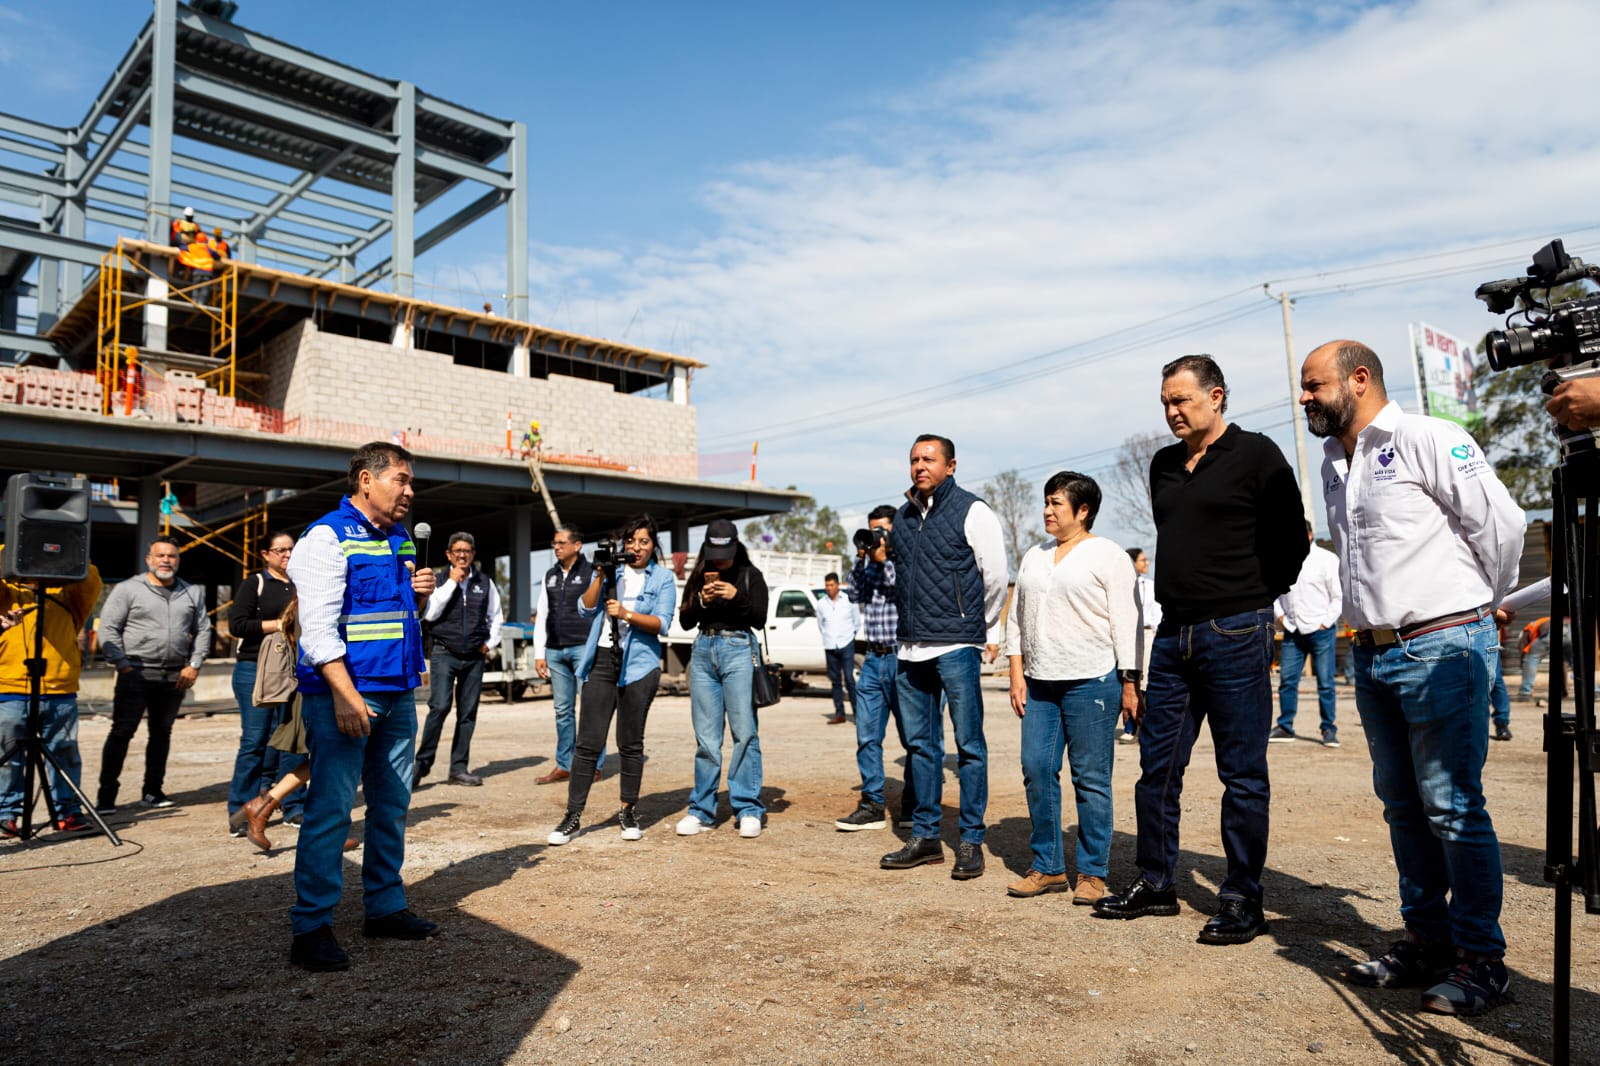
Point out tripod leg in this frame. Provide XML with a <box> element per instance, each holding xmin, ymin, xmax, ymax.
<box><xmin>31</xmin><ymin>742</ymin><xmax>122</xmax><ymax>846</ymax></box>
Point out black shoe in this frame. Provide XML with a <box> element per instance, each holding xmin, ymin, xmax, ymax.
<box><xmin>835</xmin><ymin>801</ymin><xmax>887</xmax><ymax>831</ymax></box>
<box><xmin>951</xmin><ymin>841</ymin><xmax>985</xmax><ymax>880</ymax></box>
<box><xmin>1346</xmin><ymin>937</ymin><xmax>1457</xmax><ymax>988</ymax></box>
<box><xmin>448</xmin><ymin>771</ymin><xmax>484</xmax><ymax>786</ymax></box>
<box><xmin>94</xmin><ymin>803</ymin><xmax>117</xmax><ymax>817</ymax></box>
<box><xmin>880</xmin><ymin>836</ymin><xmax>944</xmax><ymax>869</ymax></box>
<box><xmin>140</xmin><ymin>792</ymin><xmax>175</xmax><ymax>809</ymax></box>
<box><xmin>1492</xmin><ymin>723</ymin><xmax>1513</xmax><ymax>742</ymax></box>
<box><xmin>289</xmin><ymin>926</ymin><xmax>350</xmax><ymax>972</ymax></box>
<box><xmin>547</xmin><ymin>811</ymin><xmax>581</xmax><ymax>846</ymax></box>
<box><xmin>1092</xmin><ymin>877</ymin><xmax>1180</xmax><ymax>920</ymax></box>
<box><xmin>412</xmin><ymin>767</ymin><xmax>426</xmax><ymax>789</ymax></box>
<box><xmin>362</xmin><ymin>908</ymin><xmax>439</xmax><ymax>940</ymax></box>
<box><xmin>1197</xmin><ymin>897</ymin><xmax>1269</xmax><ymax>944</ymax></box>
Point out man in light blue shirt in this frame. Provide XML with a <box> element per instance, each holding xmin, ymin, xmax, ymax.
<box><xmin>816</xmin><ymin>571</ymin><xmax>860</xmax><ymax>724</ymax></box>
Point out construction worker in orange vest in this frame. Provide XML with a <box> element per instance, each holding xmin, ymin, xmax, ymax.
<box><xmin>170</xmin><ymin>206</ymin><xmax>198</xmax><ymax>250</ymax></box>
<box><xmin>210</xmin><ymin>227</ymin><xmax>230</xmax><ymax>261</ymax></box>
<box><xmin>177</xmin><ymin>228</ymin><xmax>215</xmax><ymax>303</ymax></box>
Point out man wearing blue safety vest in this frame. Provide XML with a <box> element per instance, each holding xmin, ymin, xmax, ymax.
<box><xmin>285</xmin><ymin>441</ymin><xmax>437</xmax><ymax>972</ymax></box>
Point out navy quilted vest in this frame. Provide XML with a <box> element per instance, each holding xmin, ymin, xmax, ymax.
<box><xmin>894</xmin><ymin>478</ymin><xmax>987</xmax><ymax>644</ymax></box>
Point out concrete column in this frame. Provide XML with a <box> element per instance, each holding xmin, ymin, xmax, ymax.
<box><xmin>392</xmin><ymin>83</ymin><xmax>416</xmax><ymax>298</ymax></box>
<box><xmin>146</xmin><ymin>0</ymin><xmax>177</xmax><ymax>241</ymax></box>
<box><xmin>136</xmin><ymin>477</ymin><xmax>162</xmax><ymax>570</ymax></box>
<box><xmin>670</xmin><ymin>364</ymin><xmax>689</xmax><ymax>405</ymax></box>
<box><xmin>391</xmin><ymin>318</ymin><xmax>410</xmax><ymax>349</ymax></box>
<box><xmin>144</xmin><ymin>258</ymin><xmax>169</xmax><ymax>355</ymax></box>
<box><xmin>509</xmin><ymin>503</ymin><xmax>533</xmax><ymax>623</ymax></box>
<box><xmin>510</xmin><ymin>340</ymin><xmax>529</xmax><ymax>377</ymax></box>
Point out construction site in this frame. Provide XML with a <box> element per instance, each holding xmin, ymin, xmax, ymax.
<box><xmin>0</xmin><ymin>0</ymin><xmax>797</xmax><ymax>617</ymax></box>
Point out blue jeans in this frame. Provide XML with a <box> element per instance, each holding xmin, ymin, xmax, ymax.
<box><xmin>290</xmin><ymin>689</ymin><xmax>417</xmax><ymax>936</ymax></box>
<box><xmin>853</xmin><ymin>650</ymin><xmax>916</xmax><ymax>809</ymax></box>
<box><xmin>0</xmin><ymin>695</ymin><xmax>84</xmax><ymax>819</ymax></box>
<box><xmin>1276</xmin><ymin>626</ymin><xmax>1337</xmax><ymax>736</ymax></box>
<box><xmin>688</xmin><ymin>632</ymin><xmax>762</xmax><ymax>822</ymax></box>
<box><xmin>898</xmin><ymin>647</ymin><xmax>987</xmax><ymax>844</ymax></box>
<box><xmin>1020</xmin><ymin>671</ymin><xmax>1119</xmax><ymax>877</ymax></box>
<box><xmin>417</xmin><ymin>648</ymin><xmax>484</xmax><ymax>776</ymax></box>
<box><xmin>1136</xmin><ymin>609</ymin><xmax>1274</xmax><ymax>902</ymax></box>
<box><xmin>1353</xmin><ymin>616</ymin><xmax>1505</xmax><ymax>957</ymax></box>
<box><xmin>546</xmin><ymin>644</ymin><xmax>603</xmax><ymax>771</ymax></box>
<box><xmin>1489</xmin><ymin>655</ymin><xmax>1511</xmax><ymax>728</ymax></box>
<box><xmin>227</xmin><ymin>661</ymin><xmax>305</xmax><ymax>820</ymax></box>
<box><xmin>825</xmin><ymin>646</ymin><xmax>858</xmax><ymax>715</ymax></box>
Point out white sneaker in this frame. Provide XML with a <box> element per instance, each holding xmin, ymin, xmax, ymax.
<box><xmin>738</xmin><ymin>815</ymin><xmax>762</xmax><ymax>839</ymax></box>
<box><xmin>675</xmin><ymin>814</ymin><xmax>711</xmax><ymax>836</ymax></box>
<box><xmin>547</xmin><ymin>811</ymin><xmax>580</xmax><ymax>846</ymax></box>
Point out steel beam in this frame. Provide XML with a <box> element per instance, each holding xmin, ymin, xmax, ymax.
<box><xmin>392</xmin><ymin>82</ymin><xmax>415</xmax><ymax>297</ymax></box>
<box><xmin>413</xmin><ymin>147</ymin><xmax>511</xmax><ymax>191</ymax></box>
<box><xmin>417</xmin><ymin>93</ymin><xmax>513</xmax><ymax>139</ymax></box>
<box><xmin>241</xmin><ymin>146</ymin><xmax>354</xmax><ymax>239</ymax></box>
<box><xmin>0</xmin><ymin>165</ymin><xmax>66</xmax><ymax>199</ymax></box>
<box><xmin>351</xmin><ymin>189</ymin><xmax>504</xmax><ymax>289</ymax></box>
<box><xmin>172</xmin><ymin>70</ymin><xmax>394</xmax><ymax>156</ymax></box>
<box><xmin>175</xmin><ymin>9</ymin><xmax>399</xmax><ymax>100</ymax></box>
<box><xmin>74</xmin><ymin>22</ymin><xmax>153</xmax><ymax>146</ymax></box>
<box><xmin>0</xmin><ymin>329</ymin><xmax>59</xmax><ymax>356</ymax></box>
<box><xmin>505</xmin><ymin>120</ymin><xmax>528</xmax><ymax>322</ymax></box>
<box><xmin>314</xmin><ymin>219</ymin><xmax>390</xmax><ymax>278</ymax></box>
<box><xmin>146</xmin><ymin>0</ymin><xmax>177</xmax><ymax>240</ymax></box>
<box><xmin>76</xmin><ymin>85</ymin><xmax>152</xmax><ymax>198</ymax></box>
<box><xmin>0</xmin><ymin>135</ymin><xmax>64</xmax><ymax>166</ymax></box>
<box><xmin>0</xmin><ymin>219</ymin><xmax>107</xmax><ymax>266</ymax></box>
<box><xmin>0</xmin><ymin>112</ymin><xmax>71</xmax><ymax>147</ymax></box>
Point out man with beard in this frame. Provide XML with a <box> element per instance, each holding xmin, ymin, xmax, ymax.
<box><xmin>1093</xmin><ymin>355</ymin><xmax>1306</xmax><ymax>944</ymax></box>
<box><xmin>1300</xmin><ymin>340</ymin><xmax>1523</xmax><ymax>1016</ymax></box>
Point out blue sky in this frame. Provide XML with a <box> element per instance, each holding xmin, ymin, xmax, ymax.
<box><xmin>5</xmin><ymin>0</ymin><xmax>1600</xmax><ymax>551</ymax></box>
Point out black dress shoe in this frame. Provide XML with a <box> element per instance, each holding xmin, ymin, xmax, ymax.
<box><xmin>362</xmin><ymin>908</ymin><xmax>440</xmax><ymax>940</ymax></box>
<box><xmin>1197</xmin><ymin>897</ymin><xmax>1269</xmax><ymax>945</ymax></box>
<box><xmin>951</xmin><ymin>841</ymin><xmax>985</xmax><ymax>880</ymax></box>
<box><xmin>880</xmin><ymin>836</ymin><xmax>944</xmax><ymax>869</ymax></box>
<box><xmin>289</xmin><ymin>926</ymin><xmax>350</xmax><ymax>971</ymax></box>
<box><xmin>1091</xmin><ymin>877</ymin><xmax>1180</xmax><ymax>920</ymax></box>
<box><xmin>447</xmin><ymin>771</ymin><xmax>484</xmax><ymax>786</ymax></box>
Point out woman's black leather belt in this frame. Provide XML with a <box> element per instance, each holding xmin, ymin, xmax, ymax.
<box><xmin>697</xmin><ymin>625</ymin><xmax>747</xmax><ymax>637</ymax></box>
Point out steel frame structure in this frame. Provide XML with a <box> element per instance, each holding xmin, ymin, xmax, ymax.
<box><xmin>0</xmin><ymin>0</ymin><xmax>528</xmax><ymax>348</ymax></box>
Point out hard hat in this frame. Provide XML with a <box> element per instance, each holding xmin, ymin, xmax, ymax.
<box><xmin>213</xmin><ymin>227</ymin><xmax>223</xmax><ymax>237</ymax></box>
<box><xmin>183</xmin><ymin>207</ymin><xmax>194</xmax><ymax>219</ymax></box>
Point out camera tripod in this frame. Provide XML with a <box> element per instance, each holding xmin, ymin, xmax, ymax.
<box><xmin>0</xmin><ymin>589</ymin><xmax>121</xmax><ymax>847</ymax></box>
<box><xmin>1545</xmin><ymin>456</ymin><xmax>1599</xmax><ymax>1066</ymax></box>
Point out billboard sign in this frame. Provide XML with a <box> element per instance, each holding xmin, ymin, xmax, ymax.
<box><xmin>1410</xmin><ymin>322</ymin><xmax>1479</xmax><ymax>427</ymax></box>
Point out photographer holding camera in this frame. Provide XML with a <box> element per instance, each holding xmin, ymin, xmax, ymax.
<box><xmin>834</xmin><ymin>505</ymin><xmax>918</xmax><ymax>832</ymax></box>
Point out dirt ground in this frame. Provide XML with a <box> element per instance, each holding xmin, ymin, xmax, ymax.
<box><xmin>1</xmin><ymin>674</ymin><xmax>1595</xmax><ymax>1066</ymax></box>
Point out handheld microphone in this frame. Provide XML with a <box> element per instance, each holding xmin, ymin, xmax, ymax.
<box><xmin>413</xmin><ymin>522</ymin><xmax>432</xmax><ymax>569</ymax></box>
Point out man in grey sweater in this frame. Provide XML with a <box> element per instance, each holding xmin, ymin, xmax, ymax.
<box><xmin>96</xmin><ymin>536</ymin><xmax>211</xmax><ymax>813</ymax></box>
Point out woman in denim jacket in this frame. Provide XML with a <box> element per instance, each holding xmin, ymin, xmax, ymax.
<box><xmin>546</xmin><ymin>514</ymin><xmax>676</xmax><ymax>845</ymax></box>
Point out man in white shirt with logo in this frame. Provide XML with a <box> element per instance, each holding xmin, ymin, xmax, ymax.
<box><xmin>816</xmin><ymin>572</ymin><xmax>860</xmax><ymax>725</ymax></box>
<box><xmin>1268</xmin><ymin>522</ymin><xmax>1343</xmax><ymax>747</ymax></box>
<box><xmin>1300</xmin><ymin>340</ymin><xmax>1524</xmax><ymax>1017</ymax></box>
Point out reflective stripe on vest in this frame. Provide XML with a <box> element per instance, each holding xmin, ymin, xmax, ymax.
<box><xmin>347</xmin><ymin>622</ymin><xmax>406</xmax><ymax>642</ymax></box>
<box><xmin>337</xmin><ymin>610</ymin><xmax>411</xmax><ymax>624</ymax></box>
<box><xmin>339</xmin><ymin>540</ymin><xmax>393</xmax><ymax>558</ymax></box>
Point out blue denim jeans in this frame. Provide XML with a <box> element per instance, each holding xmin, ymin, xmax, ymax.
<box><xmin>1135</xmin><ymin>609</ymin><xmax>1274</xmax><ymax>902</ymax></box>
<box><xmin>0</xmin><ymin>695</ymin><xmax>84</xmax><ymax>819</ymax></box>
<box><xmin>546</xmin><ymin>644</ymin><xmax>603</xmax><ymax>772</ymax></box>
<box><xmin>853</xmin><ymin>650</ymin><xmax>916</xmax><ymax>809</ymax></box>
<box><xmin>1276</xmin><ymin>626</ymin><xmax>1338</xmax><ymax>736</ymax></box>
<box><xmin>1020</xmin><ymin>671</ymin><xmax>1119</xmax><ymax>877</ymax></box>
<box><xmin>227</xmin><ymin>660</ymin><xmax>306</xmax><ymax>820</ymax></box>
<box><xmin>417</xmin><ymin>647</ymin><xmax>484</xmax><ymax>776</ymax></box>
<box><xmin>290</xmin><ymin>689</ymin><xmax>417</xmax><ymax>936</ymax></box>
<box><xmin>1489</xmin><ymin>654</ymin><xmax>1511</xmax><ymax>729</ymax></box>
<box><xmin>825</xmin><ymin>646</ymin><xmax>858</xmax><ymax>715</ymax></box>
<box><xmin>688</xmin><ymin>632</ymin><xmax>762</xmax><ymax>823</ymax></box>
<box><xmin>898</xmin><ymin>646</ymin><xmax>987</xmax><ymax>844</ymax></box>
<box><xmin>1353</xmin><ymin>616</ymin><xmax>1505</xmax><ymax>957</ymax></box>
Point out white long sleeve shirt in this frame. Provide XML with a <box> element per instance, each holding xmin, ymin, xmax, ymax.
<box><xmin>897</xmin><ymin>497</ymin><xmax>1010</xmax><ymax>662</ymax></box>
<box><xmin>287</xmin><ymin>524</ymin><xmax>352</xmax><ymax>668</ymax></box>
<box><xmin>1323</xmin><ymin>402</ymin><xmax>1524</xmax><ymax>630</ymax></box>
<box><xmin>1005</xmin><ymin>536</ymin><xmax>1138</xmax><ymax>681</ymax></box>
<box><xmin>1275</xmin><ymin>544</ymin><xmax>1342</xmax><ymax>633</ymax></box>
<box><xmin>815</xmin><ymin>590</ymin><xmax>860</xmax><ymax>651</ymax></box>
<box><xmin>423</xmin><ymin>567</ymin><xmax>504</xmax><ymax>649</ymax></box>
<box><xmin>1135</xmin><ymin>573</ymin><xmax>1161</xmax><ymax>629</ymax></box>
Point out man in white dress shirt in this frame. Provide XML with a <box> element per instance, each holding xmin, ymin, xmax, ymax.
<box><xmin>816</xmin><ymin>572</ymin><xmax>860</xmax><ymax>724</ymax></box>
<box><xmin>1301</xmin><ymin>340</ymin><xmax>1523</xmax><ymax>1017</ymax></box>
<box><xmin>1269</xmin><ymin>522</ymin><xmax>1343</xmax><ymax>747</ymax></box>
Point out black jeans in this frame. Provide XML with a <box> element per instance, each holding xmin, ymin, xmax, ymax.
<box><xmin>825</xmin><ymin>646</ymin><xmax>858</xmax><ymax>715</ymax></box>
<box><xmin>98</xmin><ymin>668</ymin><xmax>187</xmax><ymax>806</ymax></box>
<box><xmin>567</xmin><ymin>650</ymin><xmax>660</xmax><ymax>814</ymax></box>
<box><xmin>416</xmin><ymin>647</ymin><xmax>485</xmax><ymax>776</ymax></box>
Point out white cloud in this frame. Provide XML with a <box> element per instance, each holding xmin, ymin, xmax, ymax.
<box><xmin>512</xmin><ymin>0</ymin><xmax>1600</xmax><ymax>541</ymax></box>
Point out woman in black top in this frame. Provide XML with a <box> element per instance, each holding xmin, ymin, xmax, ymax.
<box><xmin>225</xmin><ymin>530</ymin><xmax>305</xmax><ymax>833</ymax></box>
<box><xmin>676</xmin><ymin>519</ymin><xmax>769</xmax><ymax>839</ymax></box>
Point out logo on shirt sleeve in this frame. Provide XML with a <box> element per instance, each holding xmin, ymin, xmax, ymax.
<box><xmin>1450</xmin><ymin>442</ymin><xmax>1489</xmax><ymax>479</ymax></box>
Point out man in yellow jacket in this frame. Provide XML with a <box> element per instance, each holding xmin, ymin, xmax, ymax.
<box><xmin>0</xmin><ymin>546</ymin><xmax>103</xmax><ymax>836</ymax></box>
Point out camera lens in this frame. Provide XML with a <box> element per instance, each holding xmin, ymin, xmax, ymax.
<box><xmin>1486</xmin><ymin>326</ymin><xmax>1544</xmax><ymax>372</ymax></box>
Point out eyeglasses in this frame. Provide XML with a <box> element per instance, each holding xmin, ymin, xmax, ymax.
<box><xmin>449</xmin><ymin>548</ymin><xmax>475</xmax><ymax>556</ymax></box>
<box><xmin>265</xmin><ymin>547</ymin><xmax>292</xmax><ymax>556</ymax></box>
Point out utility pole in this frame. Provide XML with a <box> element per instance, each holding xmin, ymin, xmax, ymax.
<box><xmin>1270</xmin><ymin>287</ymin><xmax>1317</xmax><ymax>525</ymax></box>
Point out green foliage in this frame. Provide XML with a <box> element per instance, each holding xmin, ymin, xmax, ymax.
<box><xmin>744</xmin><ymin>489</ymin><xmax>850</xmax><ymax>554</ymax></box>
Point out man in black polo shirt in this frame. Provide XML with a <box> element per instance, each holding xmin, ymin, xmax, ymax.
<box><xmin>416</xmin><ymin>532</ymin><xmax>503</xmax><ymax>787</ymax></box>
<box><xmin>1095</xmin><ymin>355</ymin><xmax>1307</xmax><ymax>945</ymax></box>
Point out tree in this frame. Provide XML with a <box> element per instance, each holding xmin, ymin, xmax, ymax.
<box><xmin>981</xmin><ymin>469</ymin><xmax>1042</xmax><ymax>575</ymax></box>
<box><xmin>1104</xmin><ymin>430</ymin><xmax>1168</xmax><ymax>543</ymax></box>
<box><xmin>744</xmin><ymin>489</ymin><xmax>850</xmax><ymax>554</ymax></box>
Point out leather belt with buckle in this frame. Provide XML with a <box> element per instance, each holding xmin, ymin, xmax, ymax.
<box><xmin>865</xmin><ymin>642</ymin><xmax>895</xmax><ymax>655</ymax></box>
<box><xmin>1353</xmin><ymin>606</ymin><xmax>1489</xmax><ymax>650</ymax></box>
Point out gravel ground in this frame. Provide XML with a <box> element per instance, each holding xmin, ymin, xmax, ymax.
<box><xmin>0</xmin><ymin>677</ymin><xmax>1594</xmax><ymax>1065</ymax></box>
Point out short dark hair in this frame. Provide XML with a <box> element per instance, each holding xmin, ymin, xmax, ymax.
<box><xmin>867</xmin><ymin>504</ymin><xmax>897</xmax><ymax>523</ymax></box>
<box><xmin>448</xmin><ymin>531</ymin><xmax>475</xmax><ymax>551</ymax></box>
<box><xmin>1330</xmin><ymin>341</ymin><xmax>1387</xmax><ymax>392</ymax></box>
<box><xmin>347</xmin><ymin>441</ymin><xmax>414</xmax><ymax>495</ymax></box>
<box><xmin>147</xmin><ymin>535</ymin><xmax>180</xmax><ymax>553</ymax></box>
<box><xmin>555</xmin><ymin>523</ymin><xmax>583</xmax><ymax>543</ymax></box>
<box><xmin>1161</xmin><ymin>354</ymin><xmax>1228</xmax><ymax>415</ymax></box>
<box><xmin>1126</xmin><ymin>547</ymin><xmax>1145</xmax><ymax>563</ymax></box>
<box><xmin>265</xmin><ymin>529</ymin><xmax>296</xmax><ymax>548</ymax></box>
<box><xmin>1043</xmin><ymin>470</ymin><xmax>1102</xmax><ymax>530</ymax></box>
<box><xmin>912</xmin><ymin>433</ymin><xmax>955</xmax><ymax>461</ymax></box>
<box><xmin>824</xmin><ymin>571</ymin><xmax>839</xmax><ymax>583</ymax></box>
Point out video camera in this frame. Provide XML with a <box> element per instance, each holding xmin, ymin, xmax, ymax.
<box><xmin>852</xmin><ymin>526</ymin><xmax>890</xmax><ymax>554</ymax></box>
<box><xmin>591</xmin><ymin>538</ymin><xmax>625</xmax><ymax>573</ymax></box>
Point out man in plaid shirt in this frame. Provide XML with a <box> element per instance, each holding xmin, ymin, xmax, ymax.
<box><xmin>834</xmin><ymin>505</ymin><xmax>923</xmax><ymax>830</ymax></box>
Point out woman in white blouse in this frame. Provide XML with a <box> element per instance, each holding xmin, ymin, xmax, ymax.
<box><xmin>1005</xmin><ymin>472</ymin><xmax>1140</xmax><ymax>905</ymax></box>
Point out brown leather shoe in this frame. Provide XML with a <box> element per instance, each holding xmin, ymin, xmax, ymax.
<box><xmin>1007</xmin><ymin>869</ymin><xmax>1069</xmax><ymax>898</ymax></box>
<box><xmin>1073</xmin><ymin>874</ymin><xmax>1108</xmax><ymax>906</ymax></box>
<box><xmin>535</xmin><ymin>767</ymin><xmax>571</xmax><ymax>785</ymax></box>
<box><xmin>244</xmin><ymin>792</ymin><xmax>280</xmax><ymax>852</ymax></box>
<box><xmin>343</xmin><ymin>837</ymin><xmax>359</xmax><ymax>852</ymax></box>
<box><xmin>826</xmin><ymin>714</ymin><xmax>847</xmax><ymax>725</ymax></box>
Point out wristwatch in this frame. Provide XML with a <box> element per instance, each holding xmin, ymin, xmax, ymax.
<box><xmin>1117</xmin><ymin>669</ymin><xmax>1142</xmax><ymax>684</ymax></box>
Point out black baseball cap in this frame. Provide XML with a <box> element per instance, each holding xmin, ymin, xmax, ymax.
<box><xmin>703</xmin><ymin>519</ymin><xmax>739</xmax><ymax>563</ymax></box>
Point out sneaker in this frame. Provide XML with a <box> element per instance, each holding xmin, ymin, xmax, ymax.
<box><xmin>675</xmin><ymin>814</ymin><xmax>712</xmax><ymax>836</ymax></box>
<box><xmin>229</xmin><ymin>825</ymin><xmax>248</xmax><ymax>838</ymax></box>
<box><xmin>283</xmin><ymin>814</ymin><xmax>304</xmax><ymax>828</ymax></box>
<box><xmin>1321</xmin><ymin>729</ymin><xmax>1341</xmax><ymax>748</ymax></box>
<box><xmin>1492</xmin><ymin>723</ymin><xmax>1513</xmax><ymax>742</ymax></box>
<box><xmin>55</xmin><ymin>813</ymin><xmax>93</xmax><ymax>833</ymax></box>
<box><xmin>0</xmin><ymin>818</ymin><xmax>20</xmax><ymax>839</ymax></box>
<box><xmin>140</xmin><ymin>792</ymin><xmax>175</xmax><ymax>808</ymax></box>
<box><xmin>94</xmin><ymin>803</ymin><xmax>117</xmax><ymax>817</ymax></box>
<box><xmin>547</xmin><ymin>811</ymin><xmax>581</xmax><ymax>846</ymax></box>
<box><xmin>738</xmin><ymin>815</ymin><xmax>763</xmax><ymax>839</ymax></box>
<box><xmin>618</xmin><ymin>806</ymin><xmax>642</xmax><ymax>841</ymax></box>
<box><xmin>1421</xmin><ymin>957</ymin><xmax>1514</xmax><ymax>1016</ymax></box>
<box><xmin>835</xmin><ymin>801</ymin><xmax>887</xmax><ymax>831</ymax></box>
<box><xmin>1116</xmin><ymin>731</ymin><xmax>1138</xmax><ymax>745</ymax></box>
<box><xmin>1268</xmin><ymin>726</ymin><xmax>1296</xmax><ymax>743</ymax></box>
<box><xmin>1346</xmin><ymin>937</ymin><xmax>1456</xmax><ymax>988</ymax></box>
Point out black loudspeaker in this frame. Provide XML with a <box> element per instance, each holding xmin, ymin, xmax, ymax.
<box><xmin>2</xmin><ymin>472</ymin><xmax>91</xmax><ymax>582</ymax></box>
